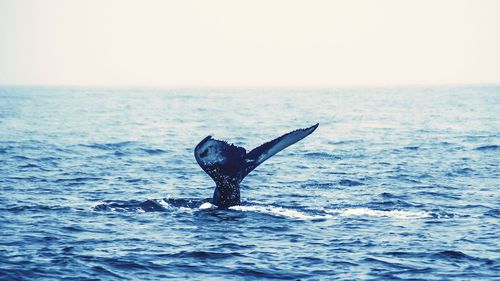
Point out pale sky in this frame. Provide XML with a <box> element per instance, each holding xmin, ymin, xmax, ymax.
<box><xmin>0</xmin><ymin>0</ymin><xmax>499</xmax><ymax>87</ymax></box>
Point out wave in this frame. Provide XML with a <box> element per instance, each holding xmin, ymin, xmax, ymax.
<box><xmin>55</xmin><ymin>177</ymin><xmax>102</xmax><ymax>182</ymax></box>
<box><xmin>93</xmin><ymin>198</ymin><xmax>210</xmax><ymax>212</ymax></box>
<box><xmin>230</xmin><ymin>206</ymin><xmax>430</xmax><ymax>220</ymax></box>
<box><xmin>484</xmin><ymin>209</ymin><xmax>500</xmax><ymax>218</ymax></box>
<box><xmin>474</xmin><ymin>145</ymin><xmax>499</xmax><ymax>151</ymax></box>
<box><xmin>301</xmin><ymin>179</ymin><xmax>364</xmax><ymax>189</ymax></box>
<box><xmin>229</xmin><ymin>205</ymin><xmax>332</xmax><ymax>220</ymax></box>
<box><xmin>329</xmin><ymin>208</ymin><xmax>430</xmax><ymax>219</ymax></box>
<box><xmin>140</xmin><ymin>148</ymin><xmax>168</xmax><ymax>155</ymax></box>
<box><xmin>338</xmin><ymin>179</ymin><xmax>364</xmax><ymax>186</ymax></box>
<box><xmin>385</xmin><ymin>250</ymin><xmax>494</xmax><ymax>264</ymax></box>
<box><xmin>403</xmin><ymin>146</ymin><xmax>419</xmax><ymax>150</ymax></box>
<box><xmin>77</xmin><ymin>142</ymin><xmax>169</xmax><ymax>157</ymax></box>
<box><xmin>79</xmin><ymin>141</ymin><xmax>136</xmax><ymax>150</ymax></box>
<box><xmin>163</xmin><ymin>250</ymin><xmax>243</xmax><ymax>259</ymax></box>
<box><xmin>18</xmin><ymin>163</ymin><xmax>42</xmax><ymax>169</ymax></box>
<box><xmin>327</xmin><ymin>140</ymin><xmax>361</xmax><ymax>145</ymax></box>
<box><xmin>303</xmin><ymin>152</ymin><xmax>341</xmax><ymax>159</ymax></box>
<box><xmin>93</xmin><ymin>198</ymin><xmax>432</xmax><ymax>220</ymax></box>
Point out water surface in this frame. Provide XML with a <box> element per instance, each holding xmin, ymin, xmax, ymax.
<box><xmin>0</xmin><ymin>86</ymin><xmax>499</xmax><ymax>280</ymax></box>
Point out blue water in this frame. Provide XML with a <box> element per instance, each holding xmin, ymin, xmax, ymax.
<box><xmin>0</xmin><ymin>85</ymin><xmax>498</xmax><ymax>280</ymax></box>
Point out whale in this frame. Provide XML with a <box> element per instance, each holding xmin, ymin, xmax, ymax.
<box><xmin>194</xmin><ymin>123</ymin><xmax>319</xmax><ymax>209</ymax></box>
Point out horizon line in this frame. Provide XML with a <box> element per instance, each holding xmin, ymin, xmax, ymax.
<box><xmin>1</xmin><ymin>82</ymin><xmax>500</xmax><ymax>90</ymax></box>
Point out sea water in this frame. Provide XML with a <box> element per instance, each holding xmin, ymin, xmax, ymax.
<box><xmin>0</xmin><ymin>86</ymin><xmax>498</xmax><ymax>280</ymax></box>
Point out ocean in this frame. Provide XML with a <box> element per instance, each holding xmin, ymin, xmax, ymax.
<box><xmin>0</xmin><ymin>85</ymin><xmax>498</xmax><ymax>280</ymax></box>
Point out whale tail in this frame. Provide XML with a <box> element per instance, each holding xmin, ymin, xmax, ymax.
<box><xmin>194</xmin><ymin>123</ymin><xmax>319</xmax><ymax>184</ymax></box>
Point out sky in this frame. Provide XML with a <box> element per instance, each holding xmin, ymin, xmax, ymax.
<box><xmin>0</xmin><ymin>0</ymin><xmax>499</xmax><ymax>87</ymax></box>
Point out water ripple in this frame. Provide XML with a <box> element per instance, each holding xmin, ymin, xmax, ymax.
<box><xmin>1</xmin><ymin>86</ymin><xmax>498</xmax><ymax>280</ymax></box>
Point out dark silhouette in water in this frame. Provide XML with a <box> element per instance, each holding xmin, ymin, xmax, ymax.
<box><xmin>194</xmin><ymin>124</ymin><xmax>319</xmax><ymax>209</ymax></box>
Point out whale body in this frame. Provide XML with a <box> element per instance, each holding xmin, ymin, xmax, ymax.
<box><xmin>194</xmin><ymin>124</ymin><xmax>319</xmax><ymax>209</ymax></box>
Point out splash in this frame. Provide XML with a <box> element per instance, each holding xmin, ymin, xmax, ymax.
<box><xmin>229</xmin><ymin>205</ymin><xmax>332</xmax><ymax>220</ymax></box>
<box><xmin>229</xmin><ymin>205</ymin><xmax>430</xmax><ymax>220</ymax></box>
<box><xmin>199</xmin><ymin>202</ymin><xmax>216</xmax><ymax>209</ymax></box>
<box><xmin>94</xmin><ymin>199</ymin><xmax>431</xmax><ymax>220</ymax></box>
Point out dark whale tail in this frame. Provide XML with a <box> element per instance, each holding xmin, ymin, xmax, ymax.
<box><xmin>194</xmin><ymin>123</ymin><xmax>319</xmax><ymax>208</ymax></box>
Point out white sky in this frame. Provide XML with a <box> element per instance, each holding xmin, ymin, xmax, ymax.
<box><xmin>0</xmin><ymin>0</ymin><xmax>499</xmax><ymax>87</ymax></box>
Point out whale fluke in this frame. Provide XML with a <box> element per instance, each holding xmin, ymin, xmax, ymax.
<box><xmin>194</xmin><ymin>123</ymin><xmax>319</xmax><ymax>208</ymax></box>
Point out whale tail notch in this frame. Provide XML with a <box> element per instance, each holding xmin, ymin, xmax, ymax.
<box><xmin>194</xmin><ymin>123</ymin><xmax>319</xmax><ymax>183</ymax></box>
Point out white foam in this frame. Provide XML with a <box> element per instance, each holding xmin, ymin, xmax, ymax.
<box><xmin>91</xmin><ymin>201</ymin><xmax>104</xmax><ymax>208</ymax></box>
<box><xmin>229</xmin><ymin>205</ymin><xmax>430</xmax><ymax>220</ymax></box>
<box><xmin>199</xmin><ymin>202</ymin><xmax>216</xmax><ymax>209</ymax></box>
<box><xmin>330</xmin><ymin>208</ymin><xmax>430</xmax><ymax>219</ymax></box>
<box><xmin>94</xmin><ymin>199</ymin><xmax>430</xmax><ymax>220</ymax></box>
<box><xmin>158</xmin><ymin>199</ymin><xmax>171</xmax><ymax>209</ymax></box>
<box><xmin>229</xmin><ymin>205</ymin><xmax>332</xmax><ymax>220</ymax></box>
